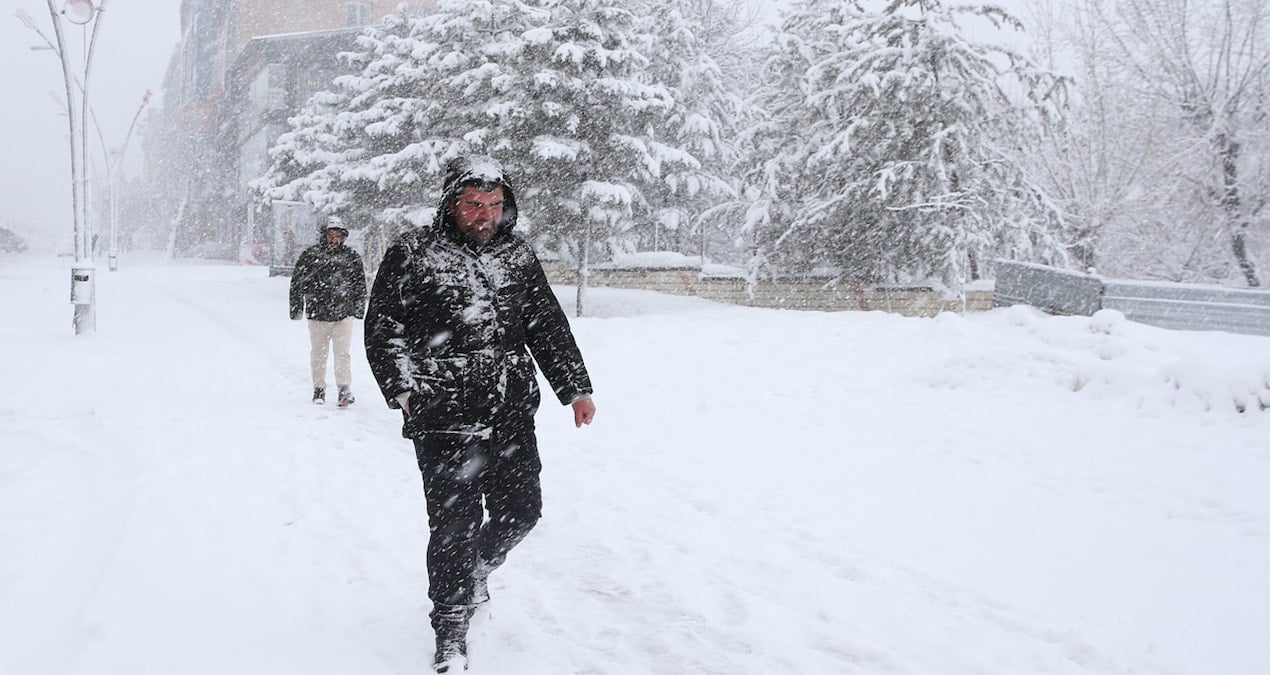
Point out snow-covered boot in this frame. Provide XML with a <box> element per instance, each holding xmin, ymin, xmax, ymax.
<box><xmin>312</xmin><ymin>388</ymin><xmax>325</xmax><ymax>404</ymax></box>
<box><xmin>337</xmin><ymin>386</ymin><xmax>355</xmax><ymax>408</ymax></box>
<box><xmin>431</xmin><ymin>603</ymin><xmax>469</xmax><ymax>672</ymax></box>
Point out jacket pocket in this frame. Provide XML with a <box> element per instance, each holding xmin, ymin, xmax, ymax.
<box><xmin>408</xmin><ymin>357</ymin><xmax>469</xmax><ymax>433</ymax></box>
<box><xmin>508</xmin><ymin>352</ymin><xmax>540</xmax><ymax>415</ymax></box>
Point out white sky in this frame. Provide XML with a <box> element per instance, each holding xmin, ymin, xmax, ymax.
<box><xmin>1</xmin><ymin>1</ymin><xmax>181</xmax><ymax>233</ymax></box>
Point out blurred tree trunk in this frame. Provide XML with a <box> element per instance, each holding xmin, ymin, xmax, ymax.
<box><xmin>1217</xmin><ymin>131</ymin><xmax>1261</xmax><ymax>286</ymax></box>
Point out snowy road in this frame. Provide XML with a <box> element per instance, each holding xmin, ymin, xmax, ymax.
<box><xmin>2</xmin><ymin>254</ymin><xmax>1269</xmax><ymax>674</ymax></box>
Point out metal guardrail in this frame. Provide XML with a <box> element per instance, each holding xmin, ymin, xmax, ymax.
<box><xmin>995</xmin><ymin>260</ymin><xmax>1270</xmax><ymax>337</ymax></box>
<box><xmin>993</xmin><ymin>260</ymin><xmax>1103</xmax><ymax>316</ymax></box>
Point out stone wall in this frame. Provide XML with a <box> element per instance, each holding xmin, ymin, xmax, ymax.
<box><xmin>544</xmin><ymin>264</ymin><xmax>993</xmax><ymax>316</ymax></box>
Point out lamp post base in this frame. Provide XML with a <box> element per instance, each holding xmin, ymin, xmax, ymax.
<box><xmin>70</xmin><ymin>263</ymin><xmax>96</xmax><ymax>334</ymax></box>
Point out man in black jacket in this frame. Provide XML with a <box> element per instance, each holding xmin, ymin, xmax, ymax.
<box><xmin>289</xmin><ymin>221</ymin><xmax>366</xmax><ymax>407</ymax></box>
<box><xmin>365</xmin><ymin>156</ymin><xmax>596</xmax><ymax>672</ymax></box>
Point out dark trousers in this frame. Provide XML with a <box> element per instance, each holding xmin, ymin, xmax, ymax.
<box><xmin>413</xmin><ymin>419</ymin><xmax>542</xmax><ymax>607</ymax></box>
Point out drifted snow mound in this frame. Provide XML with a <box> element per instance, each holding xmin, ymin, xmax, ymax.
<box><xmin>1160</xmin><ymin>352</ymin><xmax>1270</xmax><ymax>413</ymax></box>
<box><xmin>919</xmin><ymin>306</ymin><xmax>1270</xmax><ymax>415</ymax></box>
<box><xmin>1084</xmin><ymin>309</ymin><xmax>1270</xmax><ymax>414</ymax></box>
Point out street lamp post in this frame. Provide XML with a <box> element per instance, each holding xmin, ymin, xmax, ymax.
<box><xmin>93</xmin><ymin>91</ymin><xmax>152</xmax><ymax>271</ymax></box>
<box><xmin>16</xmin><ymin>0</ymin><xmax>108</xmax><ymax>334</ymax></box>
<box><xmin>110</xmin><ymin>90</ymin><xmax>150</xmax><ymax>271</ymax></box>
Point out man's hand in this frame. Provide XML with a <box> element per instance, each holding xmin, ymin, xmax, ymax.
<box><xmin>395</xmin><ymin>391</ymin><xmax>412</xmax><ymax>416</ymax></box>
<box><xmin>572</xmin><ymin>397</ymin><xmax>596</xmax><ymax>428</ymax></box>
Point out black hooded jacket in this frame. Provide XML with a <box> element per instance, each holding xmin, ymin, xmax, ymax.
<box><xmin>289</xmin><ymin>240</ymin><xmax>366</xmax><ymax>322</ymax></box>
<box><xmin>364</xmin><ymin>157</ymin><xmax>592</xmax><ymax>439</ymax></box>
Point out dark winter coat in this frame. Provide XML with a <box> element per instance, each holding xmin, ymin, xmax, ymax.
<box><xmin>289</xmin><ymin>243</ymin><xmax>367</xmax><ymax>322</ymax></box>
<box><xmin>364</xmin><ymin>163</ymin><xmax>592</xmax><ymax>439</ymax></box>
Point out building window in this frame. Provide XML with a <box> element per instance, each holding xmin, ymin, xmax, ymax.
<box><xmin>268</xmin><ymin>89</ymin><xmax>288</xmax><ymax>111</ymax></box>
<box><xmin>345</xmin><ymin>2</ymin><xmax>372</xmax><ymax>26</ymax></box>
<box><xmin>249</xmin><ymin>64</ymin><xmax>290</xmax><ymax>113</ymax></box>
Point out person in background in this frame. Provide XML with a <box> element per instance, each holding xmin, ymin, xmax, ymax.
<box><xmin>289</xmin><ymin>220</ymin><xmax>366</xmax><ymax>407</ymax></box>
<box><xmin>364</xmin><ymin>156</ymin><xmax>596</xmax><ymax>672</ymax></box>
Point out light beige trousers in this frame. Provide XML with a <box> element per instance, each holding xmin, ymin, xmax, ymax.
<box><xmin>308</xmin><ymin>317</ymin><xmax>354</xmax><ymax>390</ymax></box>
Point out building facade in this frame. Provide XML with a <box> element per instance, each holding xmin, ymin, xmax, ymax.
<box><xmin>147</xmin><ymin>0</ymin><xmax>426</xmax><ymax>263</ymax></box>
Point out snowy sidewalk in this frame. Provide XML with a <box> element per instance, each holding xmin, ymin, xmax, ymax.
<box><xmin>2</xmin><ymin>254</ymin><xmax>1269</xmax><ymax>674</ymax></box>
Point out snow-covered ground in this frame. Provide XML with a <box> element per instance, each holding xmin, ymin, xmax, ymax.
<box><xmin>2</xmin><ymin>252</ymin><xmax>1268</xmax><ymax>675</ymax></box>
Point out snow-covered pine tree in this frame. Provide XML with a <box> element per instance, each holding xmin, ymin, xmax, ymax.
<box><xmin>256</xmin><ymin>10</ymin><xmax>422</xmax><ymax>223</ymax></box>
<box><xmin>503</xmin><ymin>0</ymin><xmax>678</xmax><ymax>274</ymax></box>
<box><xmin>262</xmin><ymin>0</ymin><xmax>720</xmax><ymax>312</ymax></box>
<box><xmin>626</xmin><ymin>0</ymin><xmax>747</xmax><ymax>257</ymax></box>
<box><xmin>743</xmin><ymin>0</ymin><xmax>1067</xmax><ymax>290</ymax></box>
